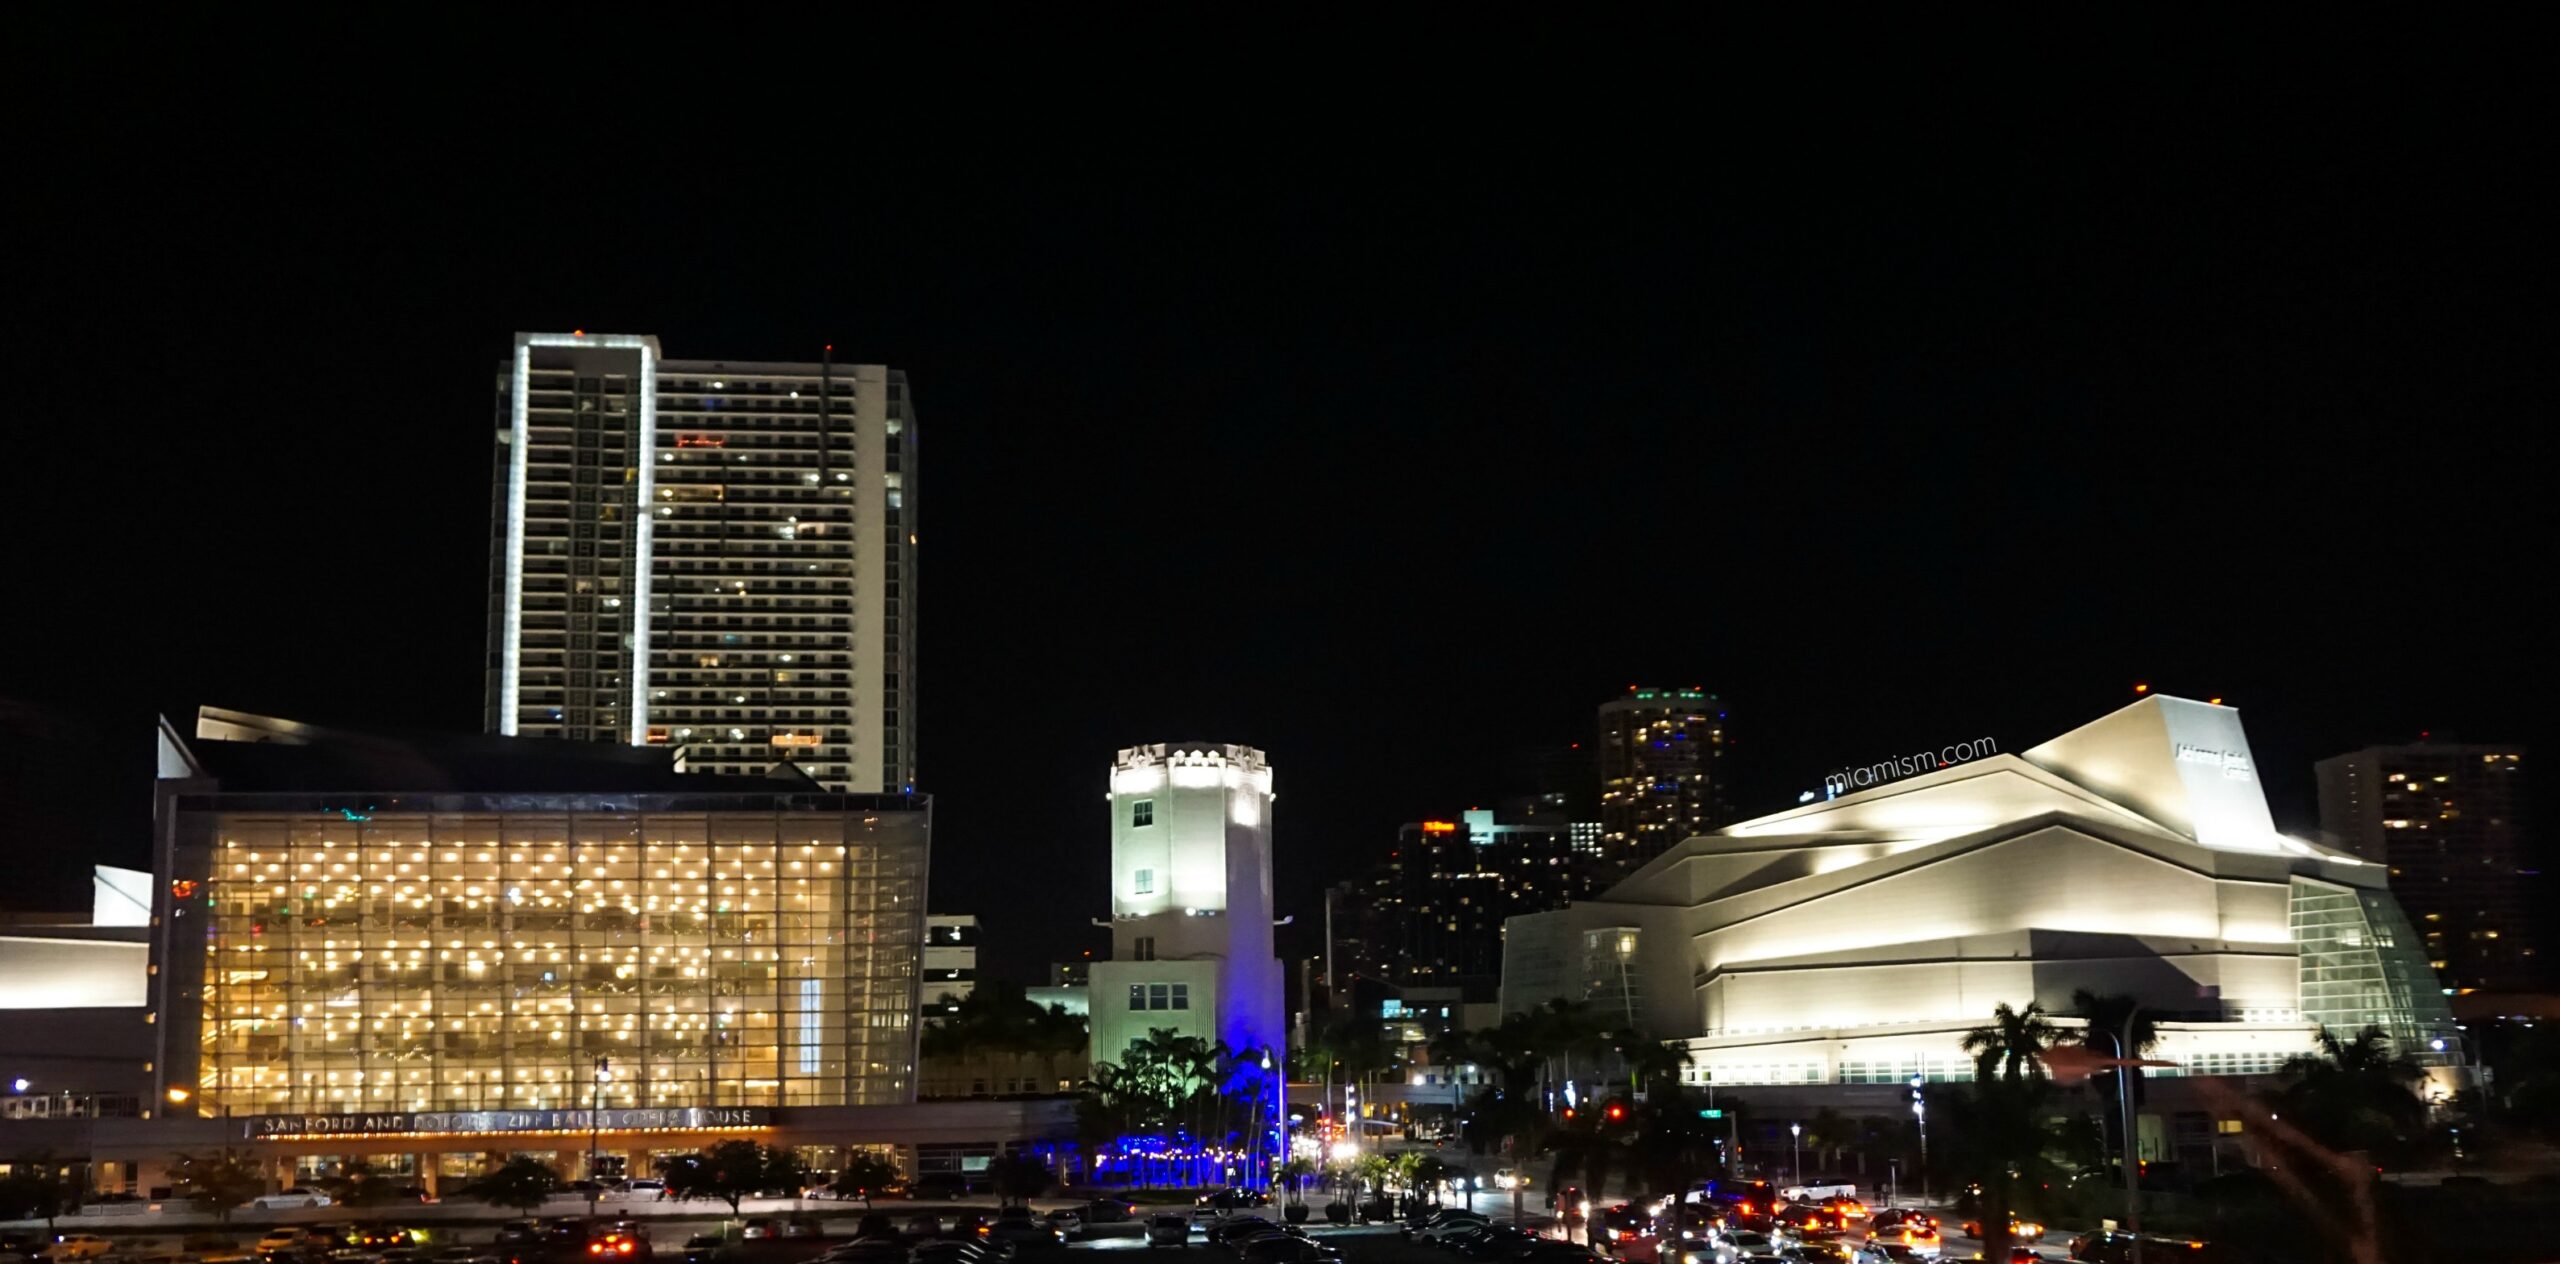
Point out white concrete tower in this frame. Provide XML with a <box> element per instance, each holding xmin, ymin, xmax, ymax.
<box><xmin>1089</xmin><ymin>743</ymin><xmax>1286</xmax><ymax>1084</ymax></box>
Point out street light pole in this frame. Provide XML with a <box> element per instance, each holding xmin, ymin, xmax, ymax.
<box><xmin>1909</xmin><ymin>1075</ymin><xmax>1928</xmax><ymax>1207</ymax></box>
<box><xmin>2100</xmin><ymin>1013</ymin><xmax>2142</xmax><ymax>1264</ymax></box>
<box><xmin>1790</xmin><ymin>1122</ymin><xmax>1801</xmax><ymax>1194</ymax></box>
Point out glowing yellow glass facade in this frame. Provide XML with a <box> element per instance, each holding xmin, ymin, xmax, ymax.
<box><xmin>183</xmin><ymin>803</ymin><xmax>924</xmax><ymax>1115</ymax></box>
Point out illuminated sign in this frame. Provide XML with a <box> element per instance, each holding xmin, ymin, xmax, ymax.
<box><xmin>1420</xmin><ymin>821</ymin><xmax>1459</xmax><ymax>833</ymax></box>
<box><xmin>2173</xmin><ymin>744</ymin><xmax>2253</xmax><ymax>780</ymax></box>
<box><xmin>771</xmin><ymin>734</ymin><xmax>823</xmax><ymax>748</ymax></box>
<box><xmin>244</xmin><ymin>1107</ymin><xmax>769</xmax><ymax>1138</ymax></box>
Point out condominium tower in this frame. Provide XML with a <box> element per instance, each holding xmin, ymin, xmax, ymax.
<box><xmin>484</xmin><ymin>333</ymin><xmax>917</xmax><ymax>793</ymax></box>
<box><xmin>2317</xmin><ymin>742</ymin><xmax>2534</xmax><ymax>992</ymax></box>
<box><xmin>1596</xmin><ymin>687</ymin><xmax>1730</xmax><ymax>877</ymax></box>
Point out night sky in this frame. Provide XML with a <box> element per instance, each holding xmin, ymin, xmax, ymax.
<box><xmin>5</xmin><ymin>34</ymin><xmax>2543</xmax><ymax>982</ymax></box>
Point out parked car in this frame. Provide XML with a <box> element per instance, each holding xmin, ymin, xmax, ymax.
<box><xmin>1238</xmin><ymin>1239</ymin><xmax>1339</xmax><ymax>1264</ymax></box>
<box><xmin>1145</xmin><ymin>1217</ymin><xmax>1191</xmax><ymax>1249</ymax></box>
<box><xmin>986</xmin><ymin>1219</ymin><xmax>1061</xmax><ymax>1252</ymax></box>
<box><xmin>45</xmin><ymin>1238</ymin><xmax>115</xmax><ymax>1262</ymax></box>
<box><xmin>1084</xmin><ymin>1200</ymin><xmax>1138</xmax><ymax>1225</ymax></box>
<box><xmin>619</xmin><ymin>1181</ymin><xmax>667</xmax><ymax>1202</ymax></box>
<box><xmin>1407</xmin><ymin>1211</ymin><xmax>1489</xmax><ymax>1243</ymax></box>
<box><xmin>1040</xmin><ymin>1210</ymin><xmax>1081</xmax><ymax>1239</ymax></box>
<box><xmin>676</xmin><ymin>1238</ymin><xmax>722</xmax><ymax>1264</ymax></box>
<box><xmin>252</xmin><ymin>1190</ymin><xmax>336</xmax><ymax>1210</ymax></box>
<box><xmin>1420</xmin><ymin>1214</ymin><xmax>1496</xmax><ymax>1247</ymax></box>
<box><xmin>904</xmin><ymin>1217</ymin><xmax>947</xmax><ymax>1240</ymax></box>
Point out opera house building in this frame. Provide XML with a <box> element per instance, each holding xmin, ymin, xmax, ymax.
<box><xmin>1502</xmin><ymin>695</ymin><xmax>2458</xmax><ymax>1097</ymax></box>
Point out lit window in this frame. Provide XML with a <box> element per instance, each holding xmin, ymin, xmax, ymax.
<box><xmin>1134</xmin><ymin>868</ymin><xmax>1155</xmax><ymax>895</ymax></box>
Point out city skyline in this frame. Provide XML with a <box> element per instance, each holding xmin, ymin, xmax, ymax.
<box><xmin>9</xmin><ymin>50</ymin><xmax>2544</xmax><ymax>989</ymax></box>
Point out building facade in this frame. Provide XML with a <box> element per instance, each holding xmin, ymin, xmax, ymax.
<box><xmin>2317</xmin><ymin>742</ymin><xmax>2533</xmax><ymax>992</ymax></box>
<box><xmin>1507</xmin><ymin>696</ymin><xmax>2461</xmax><ymax>1104</ymax></box>
<box><xmin>1088</xmin><ymin>744</ymin><xmax>1285</xmax><ymax>1070</ymax></box>
<box><xmin>1596</xmin><ymin>687</ymin><xmax>1731</xmax><ymax>879</ymax></box>
<box><xmin>152</xmin><ymin>710</ymin><xmax>930</xmax><ymax>1123</ymax></box>
<box><xmin>484</xmin><ymin>332</ymin><xmax>917</xmax><ymax>794</ymax></box>
<box><xmin>924</xmin><ymin>914</ymin><xmax>979</xmax><ymax>1019</ymax></box>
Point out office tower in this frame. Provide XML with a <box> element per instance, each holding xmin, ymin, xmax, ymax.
<box><xmin>485</xmin><ymin>332</ymin><xmax>917</xmax><ymax>793</ymax></box>
<box><xmin>1089</xmin><ymin>743</ymin><xmax>1285</xmax><ymax>1072</ymax></box>
<box><xmin>1596</xmin><ymin>687</ymin><xmax>1731</xmax><ymax>877</ymax></box>
<box><xmin>154</xmin><ymin>707</ymin><xmax>930</xmax><ymax>1119</ymax></box>
<box><xmin>2318</xmin><ymin>743</ymin><xmax>2534</xmax><ymax>992</ymax></box>
<box><xmin>924</xmin><ymin>914</ymin><xmax>980</xmax><ymax>1019</ymax></box>
<box><xmin>1371</xmin><ymin>811</ymin><xmax>1595</xmax><ymax>1000</ymax></box>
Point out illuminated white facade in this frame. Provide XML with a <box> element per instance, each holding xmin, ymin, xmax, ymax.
<box><xmin>1502</xmin><ymin>696</ymin><xmax>2456</xmax><ymax>1085</ymax></box>
<box><xmin>485</xmin><ymin>333</ymin><xmax>917</xmax><ymax>793</ymax></box>
<box><xmin>1089</xmin><ymin>744</ymin><xmax>1286</xmax><ymax>1071</ymax></box>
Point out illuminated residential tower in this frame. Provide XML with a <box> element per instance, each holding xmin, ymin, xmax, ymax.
<box><xmin>483</xmin><ymin>332</ymin><xmax>917</xmax><ymax>794</ymax></box>
<box><xmin>1596</xmin><ymin>687</ymin><xmax>1731</xmax><ymax>878</ymax></box>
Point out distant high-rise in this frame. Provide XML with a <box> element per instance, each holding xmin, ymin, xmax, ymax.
<box><xmin>2317</xmin><ymin>743</ymin><xmax>2533</xmax><ymax>992</ymax></box>
<box><xmin>484</xmin><ymin>333</ymin><xmax>917</xmax><ymax>793</ymax></box>
<box><xmin>1596</xmin><ymin>687</ymin><xmax>1730</xmax><ymax>877</ymax></box>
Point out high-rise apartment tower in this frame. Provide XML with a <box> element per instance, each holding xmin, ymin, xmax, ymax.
<box><xmin>2317</xmin><ymin>742</ymin><xmax>2533</xmax><ymax>992</ymax></box>
<box><xmin>484</xmin><ymin>333</ymin><xmax>917</xmax><ymax>793</ymax></box>
<box><xmin>1596</xmin><ymin>687</ymin><xmax>1730</xmax><ymax>877</ymax></box>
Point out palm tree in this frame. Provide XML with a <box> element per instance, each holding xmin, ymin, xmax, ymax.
<box><xmin>1616</xmin><ymin>1033</ymin><xmax>1692</xmax><ymax>1100</ymax></box>
<box><xmin>2272</xmin><ymin>1025</ymin><xmax>2428</xmax><ymax>1161</ymax></box>
<box><xmin>1962</xmin><ymin>1001</ymin><xmax>2063</xmax><ymax>1084</ymax></box>
<box><xmin>1278</xmin><ymin>1157</ymin><xmax>1317</xmax><ymax>1205</ymax></box>
<box><xmin>1804</xmin><ymin>1106</ymin><xmax>1852</xmax><ymax>1174</ymax></box>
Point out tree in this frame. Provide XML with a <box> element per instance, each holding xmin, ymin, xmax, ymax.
<box><xmin>990</xmin><ymin>1153</ymin><xmax>1051</xmax><ymax>1205</ymax></box>
<box><xmin>1803</xmin><ymin>1106</ymin><xmax>1852</xmax><ymax>1173</ymax></box>
<box><xmin>0</xmin><ymin>1152</ymin><xmax>72</xmax><ymax>1235</ymax></box>
<box><xmin>830</xmin><ymin>1154</ymin><xmax>901</xmax><ymax>1208</ymax></box>
<box><xmin>1948</xmin><ymin>1003</ymin><xmax>2072</xmax><ymax>1260</ymax></box>
<box><xmin>321</xmin><ymin>1158</ymin><xmax>401</xmax><ymax>1209</ymax></box>
<box><xmin>923</xmin><ymin>980</ymin><xmax>1090</xmax><ymax>1097</ymax></box>
<box><xmin>1962</xmin><ymin>1001</ymin><xmax>2062</xmax><ymax>1084</ymax></box>
<box><xmin>170</xmin><ymin>1150</ymin><xmax>265</xmax><ymax>1223</ymax></box>
<box><xmin>1277</xmin><ymin>1157</ymin><xmax>1318</xmax><ymax>1205</ymax></box>
<box><xmin>2070</xmin><ymin>990</ymin><xmax>2162</xmax><ymax>1161</ymax></box>
<box><xmin>661</xmin><ymin>1141</ymin><xmax>805</xmax><ymax>1217</ymax></box>
<box><xmin>458</xmin><ymin>1156</ymin><xmax>561</xmax><ymax>1214</ymax></box>
<box><xmin>2271</xmin><ymin>1025</ymin><xmax>2428</xmax><ymax>1161</ymax></box>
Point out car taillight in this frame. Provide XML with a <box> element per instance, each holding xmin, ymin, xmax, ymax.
<box><xmin>589</xmin><ymin>1247</ymin><xmax>604</xmax><ymax>1256</ymax></box>
<box><xmin>618</xmin><ymin>1245</ymin><xmax>635</xmax><ymax>1256</ymax></box>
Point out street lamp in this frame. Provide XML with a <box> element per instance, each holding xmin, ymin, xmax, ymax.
<box><xmin>1909</xmin><ymin>1075</ymin><xmax>1928</xmax><ymax>1206</ymax></box>
<box><xmin>1790</xmin><ymin>1122</ymin><xmax>1802</xmax><ymax>1192</ymax></box>
<box><xmin>2096</xmin><ymin>1012</ymin><xmax>2144</xmax><ymax>1264</ymax></box>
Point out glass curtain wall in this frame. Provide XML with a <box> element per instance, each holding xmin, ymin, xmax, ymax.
<box><xmin>198</xmin><ymin>806</ymin><xmax>923</xmax><ymax>1113</ymax></box>
<box><xmin>2289</xmin><ymin>877</ymin><xmax>2456</xmax><ymax>1054</ymax></box>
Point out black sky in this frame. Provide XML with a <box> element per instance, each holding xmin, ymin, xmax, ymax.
<box><xmin>4</xmin><ymin>28</ymin><xmax>2546</xmax><ymax>980</ymax></box>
